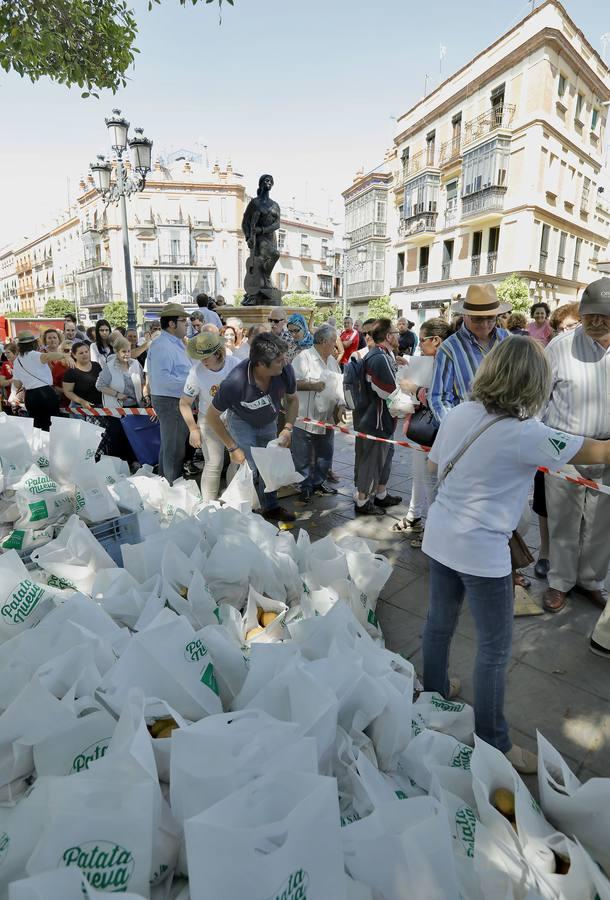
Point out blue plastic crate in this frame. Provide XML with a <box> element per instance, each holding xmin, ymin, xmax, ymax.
<box><xmin>89</xmin><ymin>513</ymin><xmax>142</xmax><ymax>566</ymax></box>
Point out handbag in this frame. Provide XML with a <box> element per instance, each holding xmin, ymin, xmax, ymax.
<box><xmin>436</xmin><ymin>414</ymin><xmax>531</xmax><ymax>570</ymax></box>
<box><xmin>406</xmin><ymin>406</ymin><xmax>438</xmax><ymax>446</ymax></box>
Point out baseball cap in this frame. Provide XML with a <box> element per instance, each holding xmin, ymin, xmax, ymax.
<box><xmin>579</xmin><ymin>277</ymin><xmax>610</xmax><ymax>316</ymax></box>
<box><xmin>186</xmin><ymin>332</ymin><xmax>225</xmax><ymax>360</ymax></box>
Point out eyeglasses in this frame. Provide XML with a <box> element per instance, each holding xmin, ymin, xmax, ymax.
<box><xmin>419</xmin><ymin>336</ymin><xmax>436</xmax><ymax>343</ymax></box>
<box><xmin>268</xmin><ymin>318</ymin><xmax>285</xmax><ymax>324</ymax></box>
<box><xmin>389</xmin><ymin>330</ymin><xmax>400</xmax><ymax>335</ymax></box>
<box><xmin>287</xmin><ymin>327</ymin><xmax>301</xmax><ymax>334</ymax></box>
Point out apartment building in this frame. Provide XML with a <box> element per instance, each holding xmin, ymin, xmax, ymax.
<box><xmin>274</xmin><ymin>209</ymin><xmax>341</xmax><ymax>303</ymax></box>
<box><xmin>387</xmin><ymin>0</ymin><xmax>610</xmax><ymax>326</ymax></box>
<box><xmin>0</xmin><ymin>248</ymin><xmax>18</xmax><ymax>314</ymax></box>
<box><xmin>1</xmin><ymin>154</ymin><xmax>340</xmax><ymax>319</ymax></box>
<box><xmin>341</xmin><ymin>164</ymin><xmax>394</xmax><ymax>318</ymax></box>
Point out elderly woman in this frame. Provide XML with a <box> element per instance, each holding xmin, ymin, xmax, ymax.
<box><xmin>527</xmin><ymin>301</ymin><xmax>554</xmax><ymax>345</ymax></box>
<box><xmin>549</xmin><ymin>301</ymin><xmax>581</xmax><ymax>334</ymax></box>
<box><xmin>179</xmin><ymin>332</ymin><xmax>240</xmax><ymax>501</ymax></box>
<box><xmin>421</xmin><ymin>336</ymin><xmax>610</xmax><ymax>774</ymax></box>
<box><xmin>286</xmin><ymin>313</ymin><xmax>314</xmax><ymax>358</ymax></box>
<box><xmin>95</xmin><ymin>336</ymin><xmax>146</xmax><ymax>462</ymax></box>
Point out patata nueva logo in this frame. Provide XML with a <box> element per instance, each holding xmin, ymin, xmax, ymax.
<box><xmin>61</xmin><ymin>841</ymin><xmax>134</xmax><ymax>891</ymax></box>
<box><xmin>70</xmin><ymin>738</ymin><xmax>112</xmax><ymax>774</ymax></box>
<box><xmin>267</xmin><ymin>868</ymin><xmax>309</xmax><ymax>900</ymax></box>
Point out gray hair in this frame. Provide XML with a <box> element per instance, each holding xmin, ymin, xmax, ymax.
<box><xmin>471</xmin><ymin>336</ymin><xmax>551</xmax><ymax>419</ymax></box>
<box><xmin>226</xmin><ymin>317</ymin><xmax>243</xmax><ymax>330</ymax></box>
<box><xmin>190</xmin><ymin>311</ymin><xmax>204</xmax><ymax>322</ymax></box>
<box><xmin>314</xmin><ymin>324</ymin><xmax>337</xmax><ymax>345</ymax></box>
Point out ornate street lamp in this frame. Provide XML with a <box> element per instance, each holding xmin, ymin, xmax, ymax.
<box><xmin>88</xmin><ymin>109</ymin><xmax>153</xmax><ymax>329</ymax></box>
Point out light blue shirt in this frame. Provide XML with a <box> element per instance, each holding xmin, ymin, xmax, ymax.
<box><xmin>146</xmin><ymin>329</ymin><xmax>191</xmax><ymax>399</ymax></box>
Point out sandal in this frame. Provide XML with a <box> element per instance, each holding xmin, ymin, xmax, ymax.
<box><xmin>410</xmin><ymin>536</ymin><xmax>423</xmax><ymax>549</ymax></box>
<box><xmin>391</xmin><ymin>516</ymin><xmax>423</xmax><ymax>534</ymax></box>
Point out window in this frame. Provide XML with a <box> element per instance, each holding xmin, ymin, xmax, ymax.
<box><xmin>452</xmin><ymin>113</ymin><xmax>462</xmax><ymax>143</ymax></box>
<box><xmin>139</xmin><ymin>270</ymin><xmax>156</xmax><ymax>301</ymax></box>
<box><xmin>593</xmin><ymin>244</ymin><xmax>600</xmax><ymax>262</ymax></box>
<box><xmin>591</xmin><ymin>108</ymin><xmax>599</xmax><ymax>130</ymax></box>
<box><xmin>573</xmin><ymin>237</ymin><xmax>582</xmax><ymax>280</ymax></box>
<box><xmin>401</xmin><ymin>147</ymin><xmax>410</xmax><ymax>176</ymax></box>
<box><xmin>321</xmin><ymin>238</ymin><xmax>328</xmax><ymax>260</ymax></box>
<box><xmin>396</xmin><ymin>252</ymin><xmax>405</xmax><ymax>287</ymax></box>
<box><xmin>581</xmin><ymin>177</ymin><xmax>591</xmax><ymax>213</ymax></box>
<box><xmin>556</xmin><ymin>232</ymin><xmax>567</xmax><ymax>278</ymax></box>
<box><xmin>300</xmin><ymin>233</ymin><xmax>310</xmax><ymax>257</ymax></box>
<box><xmin>575</xmin><ymin>93</ymin><xmax>584</xmax><ymax>122</ymax></box>
<box><xmin>445</xmin><ymin>179</ymin><xmax>459</xmax><ymax>224</ymax></box>
<box><xmin>277</xmin><ymin>229</ymin><xmax>286</xmax><ymax>252</ymax></box>
<box><xmin>403</xmin><ymin>173</ymin><xmax>439</xmax><ymax>218</ymax></box>
<box><xmin>539</xmin><ymin>224</ymin><xmax>550</xmax><ymax>273</ymax></box>
<box><xmin>426</xmin><ymin>130</ymin><xmax>436</xmax><ymax>166</ymax></box>
<box><xmin>441</xmin><ymin>240</ymin><xmax>454</xmax><ymax>280</ymax></box>
<box><xmin>197</xmin><ymin>242</ymin><xmax>209</xmax><ymax>265</ymax></box>
<box><xmin>491</xmin><ymin>83</ymin><xmax>505</xmax><ymax>122</ymax></box>
<box><xmin>375</xmin><ymin>200</ymin><xmax>387</xmax><ymax>223</ymax></box>
<box><xmin>558</xmin><ymin>75</ymin><xmax>566</xmax><ymax>98</ymax></box>
<box><xmin>139</xmin><ymin>241</ymin><xmax>149</xmax><ymax>260</ymax></box>
<box><xmin>487</xmin><ymin>227</ymin><xmax>500</xmax><ymax>274</ymax></box>
<box><xmin>318</xmin><ymin>274</ymin><xmax>332</xmax><ymax>298</ymax></box>
<box><xmin>419</xmin><ymin>246</ymin><xmax>429</xmax><ymax>284</ymax></box>
<box><xmin>462</xmin><ymin>139</ymin><xmax>509</xmax><ymax>196</ymax></box>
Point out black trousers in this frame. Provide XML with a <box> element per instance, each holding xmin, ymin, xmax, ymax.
<box><xmin>24</xmin><ymin>385</ymin><xmax>59</xmax><ymax>431</ymax></box>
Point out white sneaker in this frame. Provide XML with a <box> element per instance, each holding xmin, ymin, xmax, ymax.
<box><xmin>505</xmin><ymin>744</ymin><xmax>538</xmax><ymax>774</ymax></box>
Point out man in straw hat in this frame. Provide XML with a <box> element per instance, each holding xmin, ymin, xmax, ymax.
<box><xmin>429</xmin><ymin>284</ymin><xmax>510</xmax><ymax>424</ymax></box>
<box><xmin>541</xmin><ymin>277</ymin><xmax>610</xmax><ymax>650</ymax></box>
<box><xmin>146</xmin><ymin>299</ymin><xmax>191</xmax><ymax>484</ymax></box>
<box><xmin>179</xmin><ymin>331</ymin><xmax>240</xmax><ymax>502</ymax></box>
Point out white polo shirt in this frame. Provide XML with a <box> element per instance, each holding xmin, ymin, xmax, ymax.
<box><xmin>12</xmin><ymin>352</ymin><xmax>53</xmax><ymax>390</ymax></box>
<box><xmin>422</xmin><ymin>401</ymin><xmax>583</xmax><ymax>577</ymax></box>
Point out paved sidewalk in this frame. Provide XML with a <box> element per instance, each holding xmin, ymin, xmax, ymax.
<box><xmin>289</xmin><ymin>432</ymin><xmax>610</xmax><ymax>780</ymax></box>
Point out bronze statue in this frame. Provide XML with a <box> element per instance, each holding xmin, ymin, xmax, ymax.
<box><xmin>241</xmin><ymin>173</ymin><xmax>282</xmax><ymax>306</ymax></box>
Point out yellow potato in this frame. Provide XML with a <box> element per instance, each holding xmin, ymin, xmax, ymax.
<box><xmin>178</xmin><ymin>585</ymin><xmax>189</xmax><ymax>599</ymax></box>
<box><xmin>246</xmin><ymin>626</ymin><xmax>264</xmax><ymax>641</ymax></box>
<box><xmin>492</xmin><ymin>787</ymin><xmax>515</xmax><ymax>819</ymax></box>
<box><xmin>156</xmin><ymin>723</ymin><xmax>178</xmax><ymax>739</ymax></box>
<box><xmin>148</xmin><ymin>717</ymin><xmax>177</xmax><ymax>738</ymax></box>
<box><xmin>261</xmin><ymin>611</ymin><xmax>278</xmax><ymax>628</ymax></box>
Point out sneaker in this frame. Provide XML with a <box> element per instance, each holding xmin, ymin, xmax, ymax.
<box><xmin>183</xmin><ymin>460</ymin><xmax>200</xmax><ymax>477</ymax></box>
<box><xmin>590</xmin><ymin>637</ymin><xmax>610</xmax><ymax>659</ymax></box>
<box><xmin>262</xmin><ymin>506</ymin><xmax>297</xmax><ymax>523</ymax></box>
<box><xmin>314</xmin><ymin>483</ymin><xmax>338</xmax><ymax>496</ymax></box>
<box><xmin>354</xmin><ymin>500</ymin><xmax>385</xmax><ymax>517</ymax></box>
<box><xmin>374</xmin><ymin>493</ymin><xmax>402</xmax><ymax>508</ymax></box>
<box><xmin>505</xmin><ymin>744</ymin><xmax>538</xmax><ymax>774</ymax></box>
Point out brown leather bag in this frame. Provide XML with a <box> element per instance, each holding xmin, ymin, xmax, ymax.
<box><xmin>508</xmin><ymin>530</ymin><xmax>534</xmax><ymax>569</ymax></box>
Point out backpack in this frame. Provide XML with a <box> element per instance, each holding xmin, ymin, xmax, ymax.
<box><xmin>342</xmin><ymin>353</ymin><xmax>368</xmax><ymax>411</ymax></box>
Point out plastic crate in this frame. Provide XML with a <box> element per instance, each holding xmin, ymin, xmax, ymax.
<box><xmin>89</xmin><ymin>512</ymin><xmax>142</xmax><ymax>566</ymax></box>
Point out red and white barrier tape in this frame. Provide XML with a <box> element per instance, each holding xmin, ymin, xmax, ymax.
<box><xmin>71</xmin><ymin>406</ymin><xmax>610</xmax><ymax>497</ymax></box>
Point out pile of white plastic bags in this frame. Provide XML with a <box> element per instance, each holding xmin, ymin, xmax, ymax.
<box><xmin>0</xmin><ymin>414</ymin><xmax>609</xmax><ymax>899</ymax></box>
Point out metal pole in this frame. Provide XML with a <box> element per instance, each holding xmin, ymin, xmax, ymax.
<box><xmin>342</xmin><ymin>261</ymin><xmax>347</xmax><ymax>318</ymax></box>
<box><xmin>115</xmin><ymin>152</ymin><xmax>136</xmax><ymax>330</ymax></box>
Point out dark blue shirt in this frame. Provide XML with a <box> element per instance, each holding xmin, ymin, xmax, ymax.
<box><xmin>212</xmin><ymin>359</ymin><xmax>296</xmax><ymax>427</ymax></box>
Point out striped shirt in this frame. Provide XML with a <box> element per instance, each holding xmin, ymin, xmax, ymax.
<box><xmin>429</xmin><ymin>323</ymin><xmax>509</xmax><ymax>423</ymax></box>
<box><xmin>543</xmin><ymin>326</ymin><xmax>610</xmax><ymax>439</ymax></box>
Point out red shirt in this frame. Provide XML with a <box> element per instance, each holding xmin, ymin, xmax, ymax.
<box><xmin>49</xmin><ymin>360</ymin><xmax>70</xmax><ymax>409</ymax></box>
<box><xmin>339</xmin><ymin>329</ymin><xmax>360</xmax><ymax>366</ymax></box>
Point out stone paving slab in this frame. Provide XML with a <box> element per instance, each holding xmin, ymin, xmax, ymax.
<box><xmin>290</xmin><ymin>432</ymin><xmax>610</xmax><ymax>778</ymax></box>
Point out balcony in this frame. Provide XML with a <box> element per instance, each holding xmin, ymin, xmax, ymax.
<box><xmin>463</xmin><ymin>104</ymin><xmax>516</xmax><ymax>149</ymax></box>
<box><xmin>346</xmin><ymin>279</ymin><xmax>385</xmax><ymax>300</ymax></box>
<box><xmin>486</xmin><ymin>252</ymin><xmax>497</xmax><ymax>275</ymax></box>
<box><xmin>395</xmin><ymin>271</ymin><xmax>404</xmax><ymax>288</ymax></box>
<box><xmin>159</xmin><ymin>253</ymin><xmax>191</xmax><ymax>266</ymax></box>
<box><xmin>403</xmin><ymin>148</ymin><xmax>438</xmax><ymax>181</ymax></box>
<box><xmin>444</xmin><ymin>207</ymin><xmax>458</xmax><ymax>229</ymax></box>
<box><xmin>461</xmin><ymin>185</ymin><xmax>507</xmax><ymax>220</ymax></box>
<box><xmin>471</xmin><ymin>255</ymin><xmax>481</xmax><ymax>276</ymax></box>
<box><xmin>539</xmin><ymin>251</ymin><xmax>548</xmax><ymax>274</ymax></box>
<box><xmin>77</xmin><ymin>258</ymin><xmax>111</xmax><ymax>274</ymax></box>
<box><xmin>418</xmin><ymin>266</ymin><xmax>428</xmax><ymax>285</ymax></box>
<box><xmin>441</xmin><ymin>262</ymin><xmax>452</xmax><ymax>280</ymax></box>
<box><xmin>439</xmin><ymin>137</ymin><xmax>462</xmax><ymax>167</ymax></box>
<box><xmin>349</xmin><ymin>222</ymin><xmax>387</xmax><ymax>243</ymax></box>
<box><xmin>399</xmin><ymin>211</ymin><xmax>438</xmax><ymax>241</ymax></box>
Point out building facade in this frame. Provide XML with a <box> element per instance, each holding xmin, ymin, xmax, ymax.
<box><xmin>0</xmin><ymin>247</ymin><xmax>18</xmax><ymax>314</ymax></box>
<box><xmin>0</xmin><ymin>156</ymin><xmax>340</xmax><ymax>320</ymax></box>
<box><xmin>341</xmin><ymin>0</ymin><xmax>610</xmax><ymax>327</ymax></box>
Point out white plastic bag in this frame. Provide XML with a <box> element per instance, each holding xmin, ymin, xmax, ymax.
<box><xmin>242</xmin><ymin>586</ymin><xmax>288</xmax><ymax>644</ymax></box>
<box><xmin>0</xmin><ymin>552</ymin><xmax>56</xmax><ymax>639</ymax></box>
<box><xmin>386</xmin><ymin>388</ymin><xmax>416</xmax><ymax>418</ymax></box>
<box><xmin>412</xmin><ymin>692</ymin><xmax>475</xmax><ymax>746</ymax></box>
<box><xmin>33</xmin><ymin>707</ymin><xmax>117</xmax><ymax>777</ymax></box>
<box><xmin>12</xmin><ymin>465</ymin><xmax>74</xmax><ymax>529</ymax></box>
<box><xmin>0</xmin><ymin>526</ymin><xmax>54</xmax><ymax>554</ymax></box>
<box><xmin>30</xmin><ymin>515</ymin><xmax>117</xmax><ymax>594</ymax></box>
<box><xmin>220</xmin><ymin>462</ymin><xmax>260</xmax><ymax>511</ymax></box>
<box><xmin>185</xmin><ymin>772</ymin><xmax>345</xmax><ymax>900</ymax></box>
<box><xmin>49</xmin><ymin>416</ymin><xmax>103</xmax><ymax>484</ymax></box>
<box><xmin>250</xmin><ymin>444</ymin><xmax>304</xmax><ymax>492</ymax></box>
<box><xmin>0</xmin><ymin>419</ymin><xmax>33</xmax><ymax>492</ymax></box>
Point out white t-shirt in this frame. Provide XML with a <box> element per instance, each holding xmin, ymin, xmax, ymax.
<box><xmin>182</xmin><ymin>354</ymin><xmax>241</xmax><ymax>416</ymax></box>
<box><xmin>12</xmin><ymin>351</ymin><xmax>53</xmax><ymax>390</ymax></box>
<box><xmin>291</xmin><ymin>347</ymin><xmax>343</xmax><ymax>434</ymax></box>
<box><xmin>422</xmin><ymin>401</ymin><xmax>583</xmax><ymax>578</ymax></box>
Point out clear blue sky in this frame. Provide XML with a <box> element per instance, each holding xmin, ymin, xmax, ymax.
<box><xmin>1</xmin><ymin>0</ymin><xmax>608</xmax><ymax>248</ymax></box>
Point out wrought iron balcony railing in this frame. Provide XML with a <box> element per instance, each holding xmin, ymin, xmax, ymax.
<box><xmin>462</xmin><ymin>104</ymin><xmax>516</xmax><ymax>149</ymax></box>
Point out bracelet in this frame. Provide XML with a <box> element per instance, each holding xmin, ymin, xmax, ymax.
<box><xmin>226</xmin><ymin>445</ymin><xmax>239</xmax><ymax>453</ymax></box>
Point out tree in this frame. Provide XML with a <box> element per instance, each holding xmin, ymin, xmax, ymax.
<box><xmin>496</xmin><ymin>274</ymin><xmax>531</xmax><ymax>315</ymax></box>
<box><xmin>0</xmin><ymin>0</ymin><xmax>231</xmax><ymax>96</ymax></box>
<box><xmin>43</xmin><ymin>298</ymin><xmax>76</xmax><ymax>318</ymax></box>
<box><xmin>366</xmin><ymin>296</ymin><xmax>396</xmax><ymax>321</ymax></box>
<box><xmin>102</xmin><ymin>301</ymin><xmax>128</xmax><ymax>330</ymax></box>
<box><xmin>281</xmin><ymin>292</ymin><xmax>342</xmax><ymax>327</ymax></box>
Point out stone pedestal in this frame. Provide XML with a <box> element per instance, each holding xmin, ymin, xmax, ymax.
<box><xmin>220</xmin><ymin>306</ymin><xmax>315</xmax><ymax>330</ymax></box>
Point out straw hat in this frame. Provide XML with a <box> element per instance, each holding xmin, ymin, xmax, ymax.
<box><xmin>159</xmin><ymin>301</ymin><xmax>188</xmax><ymax>318</ymax></box>
<box><xmin>15</xmin><ymin>330</ymin><xmax>38</xmax><ymax>346</ymax></box>
<box><xmin>452</xmin><ymin>284</ymin><xmax>510</xmax><ymax>317</ymax></box>
<box><xmin>186</xmin><ymin>331</ymin><xmax>225</xmax><ymax>360</ymax></box>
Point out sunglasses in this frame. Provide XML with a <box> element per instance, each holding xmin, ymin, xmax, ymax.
<box><xmin>268</xmin><ymin>318</ymin><xmax>285</xmax><ymax>324</ymax></box>
<box><xmin>287</xmin><ymin>326</ymin><xmax>302</xmax><ymax>334</ymax></box>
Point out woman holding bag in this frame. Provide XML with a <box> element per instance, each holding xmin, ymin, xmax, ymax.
<box><xmin>420</xmin><ymin>337</ymin><xmax>610</xmax><ymax>774</ymax></box>
<box><xmin>95</xmin><ymin>337</ymin><xmax>146</xmax><ymax>463</ymax></box>
<box><xmin>392</xmin><ymin>317</ymin><xmax>453</xmax><ymax>542</ymax></box>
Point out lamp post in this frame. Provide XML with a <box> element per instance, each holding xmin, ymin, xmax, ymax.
<box><xmin>89</xmin><ymin>109</ymin><xmax>153</xmax><ymax>330</ymax></box>
<box><xmin>335</xmin><ymin>237</ymin><xmax>367</xmax><ymax>317</ymax></box>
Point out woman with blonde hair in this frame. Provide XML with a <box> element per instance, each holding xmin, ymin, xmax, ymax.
<box><xmin>95</xmin><ymin>336</ymin><xmax>146</xmax><ymax>461</ymax></box>
<box><xmin>421</xmin><ymin>336</ymin><xmax>610</xmax><ymax>774</ymax></box>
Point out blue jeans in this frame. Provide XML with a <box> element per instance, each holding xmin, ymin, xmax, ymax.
<box><xmin>226</xmin><ymin>411</ymin><xmax>278</xmax><ymax>511</ymax></box>
<box><xmin>291</xmin><ymin>426</ymin><xmax>334</xmax><ymax>494</ymax></box>
<box><xmin>423</xmin><ymin>557</ymin><xmax>514</xmax><ymax>752</ymax></box>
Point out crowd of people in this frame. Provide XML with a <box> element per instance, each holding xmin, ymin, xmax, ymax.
<box><xmin>1</xmin><ymin>277</ymin><xmax>609</xmax><ymax>775</ymax></box>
